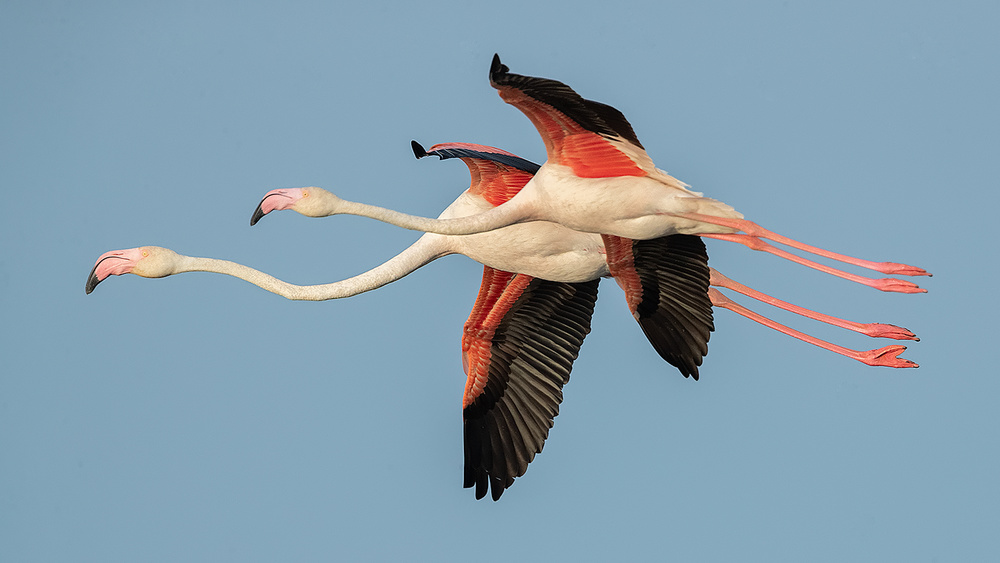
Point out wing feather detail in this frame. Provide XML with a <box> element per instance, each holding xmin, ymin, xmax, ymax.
<box><xmin>489</xmin><ymin>54</ymin><xmax>649</xmax><ymax>178</ymax></box>
<box><xmin>462</xmin><ymin>273</ymin><xmax>600</xmax><ymax>500</ymax></box>
<box><xmin>412</xmin><ymin>140</ymin><xmax>539</xmax><ymax>206</ymax></box>
<box><xmin>605</xmin><ymin>234</ymin><xmax>714</xmax><ymax>380</ymax></box>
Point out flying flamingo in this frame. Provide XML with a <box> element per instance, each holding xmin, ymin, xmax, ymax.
<box><xmin>88</xmin><ymin>142</ymin><xmax>919</xmax><ymax>500</ymax></box>
<box><xmin>263</xmin><ymin>55</ymin><xmax>929</xmax><ymax>297</ymax></box>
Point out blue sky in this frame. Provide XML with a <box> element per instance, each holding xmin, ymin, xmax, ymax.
<box><xmin>2</xmin><ymin>1</ymin><xmax>998</xmax><ymax>561</ymax></box>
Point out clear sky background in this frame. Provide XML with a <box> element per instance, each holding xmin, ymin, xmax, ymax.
<box><xmin>2</xmin><ymin>2</ymin><xmax>997</xmax><ymax>561</ymax></box>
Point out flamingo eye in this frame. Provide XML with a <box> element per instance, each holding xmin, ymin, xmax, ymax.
<box><xmin>141</xmin><ymin>250</ymin><xmax>149</xmax><ymax>257</ymax></box>
<box><xmin>302</xmin><ymin>190</ymin><xmax>309</xmax><ymax>198</ymax></box>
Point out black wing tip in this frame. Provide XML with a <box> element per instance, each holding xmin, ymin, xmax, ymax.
<box><xmin>490</xmin><ymin>53</ymin><xmax>508</xmax><ymax>83</ymax></box>
<box><xmin>419</xmin><ymin>144</ymin><xmax>540</xmax><ymax>174</ymax></box>
<box><xmin>465</xmin><ymin>466</ymin><xmax>493</xmax><ymax>500</ymax></box>
<box><xmin>411</xmin><ymin>140</ymin><xmax>428</xmax><ymax>159</ymax></box>
<box><xmin>679</xmin><ymin>358</ymin><xmax>703</xmax><ymax>380</ymax></box>
<box><xmin>465</xmin><ymin>472</ymin><xmax>506</xmax><ymax>501</ymax></box>
<box><xmin>490</xmin><ymin>476</ymin><xmax>505</xmax><ymax>501</ymax></box>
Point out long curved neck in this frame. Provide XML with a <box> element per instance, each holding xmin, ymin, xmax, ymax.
<box><xmin>335</xmin><ymin>197</ymin><xmax>533</xmax><ymax>235</ymax></box>
<box><xmin>174</xmin><ymin>236</ymin><xmax>448</xmax><ymax>301</ymax></box>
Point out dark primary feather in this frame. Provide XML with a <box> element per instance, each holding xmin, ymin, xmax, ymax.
<box><xmin>632</xmin><ymin>235</ymin><xmax>714</xmax><ymax>379</ymax></box>
<box><xmin>463</xmin><ymin>277</ymin><xmax>600</xmax><ymax>501</ymax></box>
<box><xmin>412</xmin><ymin>140</ymin><xmax>541</xmax><ymax>174</ymax></box>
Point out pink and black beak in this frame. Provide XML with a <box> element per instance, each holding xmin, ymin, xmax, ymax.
<box><xmin>85</xmin><ymin>248</ymin><xmax>142</xmax><ymax>294</ymax></box>
<box><xmin>251</xmin><ymin>189</ymin><xmax>301</xmax><ymax>226</ymax></box>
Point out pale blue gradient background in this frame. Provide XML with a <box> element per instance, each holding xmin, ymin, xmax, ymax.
<box><xmin>2</xmin><ymin>2</ymin><xmax>998</xmax><ymax>561</ymax></box>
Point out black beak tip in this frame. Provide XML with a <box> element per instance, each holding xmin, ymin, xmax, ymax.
<box><xmin>250</xmin><ymin>203</ymin><xmax>266</xmax><ymax>226</ymax></box>
<box><xmin>85</xmin><ymin>269</ymin><xmax>100</xmax><ymax>295</ymax></box>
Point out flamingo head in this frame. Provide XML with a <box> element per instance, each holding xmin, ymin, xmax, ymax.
<box><xmin>250</xmin><ymin>187</ymin><xmax>342</xmax><ymax>225</ymax></box>
<box><xmin>85</xmin><ymin>246</ymin><xmax>180</xmax><ymax>294</ymax></box>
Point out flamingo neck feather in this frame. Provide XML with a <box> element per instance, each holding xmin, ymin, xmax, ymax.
<box><xmin>336</xmin><ymin>198</ymin><xmax>533</xmax><ymax>236</ymax></box>
<box><xmin>173</xmin><ymin>237</ymin><xmax>448</xmax><ymax>301</ymax></box>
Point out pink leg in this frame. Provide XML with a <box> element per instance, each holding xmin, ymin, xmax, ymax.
<box><xmin>710</xmin><ymin>269</ymin><xmax>918</xmax><ymax>340</ymax></box>
<box><xmin>674</xmin><ymin>212</ymin><xmax>931</xmax><ymax>277</ymax></box>
<box><xmin>708</xmin><ymin>288</ymin><xmax>918</xmax><ymax>368</ymax></box>
<box><xmin>703</xmin><ymin>233</ymin><xmax>927</xmax><ymax>294</ymax></box>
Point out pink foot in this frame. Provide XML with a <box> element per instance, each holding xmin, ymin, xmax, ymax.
<box><xmin>860</xmin><ymin>323</ymin><xmax>919</xmax><ymax>341</ymax></box>
<box><xmin>877</xmin><ymin>262</ymin><xmax>932</xmax><ymax>277</ymax></box>
<box><xmin>872</xmin><ymin>278</ymin><xmax>928</xmax><ymax>294</ymax></box>
<box><xmin>857</xmin><ymin>345</ymin><xmax>918</xmax><ymax>368</ymax></box>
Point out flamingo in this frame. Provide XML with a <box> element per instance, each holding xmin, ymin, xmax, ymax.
<box><xmin>259</xmin><ymin>55</ymin><xmax>929</xmax><ymax>296</ymax></box>
<box><xmin>88</xmin><ymin>142</ymin><xmax>919</xmax><ymax>500</ymax></box>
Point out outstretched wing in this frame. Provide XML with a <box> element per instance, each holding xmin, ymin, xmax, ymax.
<box><xmin>417</xmin><ymin>140</ymin><xmax>600</xmax><ymax>500</ymax></box>
<box><xmin>462</xmin><ymin>267</ymin><xmax>600</xmax><ymax>500</ymax></box>
<box><xmin>412</xmin><ymin>140</ymin><xmax>539</xmax><ymax>206</ymax></box>
<box><xmin>604</xmin><ymin>234</ymin><xmax>714</xmax><ymax>380</ymax></box>
<box><xmin>489</xmin><ymin>54</ymin><xmax>654</xmax><ymax>179</ymax></box>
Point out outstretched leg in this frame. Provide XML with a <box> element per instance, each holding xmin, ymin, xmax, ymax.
<box><xmin>708</xmin><ymin>288</ymin><xmax>918</xmax><ymax>368</ymax></box>
<box><xmin>709</xmin><ymin>269</ymin><xmax>918</xmax><ymax>340</ymax></box>
<box><xmin>672</xmin><ymin>212</ymin><xmax>930</xmax><ymax>293</ymax></box>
